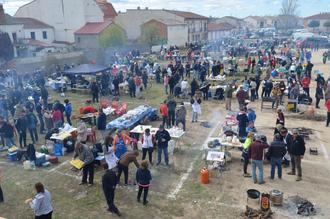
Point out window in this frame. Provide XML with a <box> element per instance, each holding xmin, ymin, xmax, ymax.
<box><xmin>12</xmin><ymin>33</ymin><xmax>17</xmax><ymax>43</ymax></box>
<box><xmin>30</xmin><ymin>32</ymin><xmax>35</xmax><ymax>40</ymax></box>
<box><xmin>42</xmin><ymin>31</ymin><xmax>47</xmax><ymax>39</ymax></box>
<box><xmin>77</xmin><ymin>37</ymin><xmax>81</xmax><ymax>43</ymax></box>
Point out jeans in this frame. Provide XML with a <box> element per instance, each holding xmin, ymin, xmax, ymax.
<box><xmin>19</xmin><ymin>131</ymin><xmax>27</xmax><ymax>148</ymax></box>
<box><xmin>29</xmin><ymin>128</ymin><xmax>38</xmax><ymax>143</ymax></box>
<box><xmin>250</xmin><ymin>89</ymin><xmax>256</xmax><ymax>101</ymax></box>
<box><xmin>117</xmin><ymin>163</ymin><xmax>129</xmax><ymax>184</ymax></box>
<box><xmin>103</xmin><ymin>188</ymin><xmax>119</xmax><ymax>213</ymax></box>
<box><xmin>252</xmin><ymin>160</ymin><xmax>264</xmax><ymax>183</ymax></box>
<box><xmin>82</xmin><ymin>162</ymin><xmax>94</xmax><ymax>184</ymax></box>
<box><xmin>142</xmin><ymin>148</ymin><xmax>153</xmax><ymax>163</ymax></box>
<box><xmin>192</xmin><ymin>112</ymin><xmax>198</xmax><ymax>122</ymax></box>
<box><xmin>168</xmin><ymin>111</ymin><xmax>175</xmax><ymax>127</ymax></box>
<box><xmin>38</xmin><ymin>114</ymin><xmax>45</xmax><ymax>133</ymax></box>
<box><xmin>137</xmin><ymin>186</ymin><xmax>149</xmax><ymax>203</ymax></box>
<box><xmin>162</xmin><ymin>116</ymin><xmax>169</xmax><ymax>128</ymax></box>
<box><xmin>4</xmin><ymin>137</ymin><xmax>15</xmax><ymax>147</ymax></box>
<box><xmin>291</xmin><ymin>155</ymin><xmax>302</xmax><ymax>177</ymax></box>
<box><xmin>176</xmin><ymin>119</ymin><xmax>186</xmax><ymax>131</ymax></box>
<box><xmin>157</xmin><ymin>146</ymin><xmax>169</xmax><ymax>165</ymax></box>
<box><xmin>270</xmin><ymin>157</ymin><xmax>282</xmax><ymax>179</ymax></box>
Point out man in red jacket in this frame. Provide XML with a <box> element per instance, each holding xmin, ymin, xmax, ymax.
<box><xmin>159</xmin><ymin>100</ymin><xmax>169</xmax><ymax>128</ymax></box>
<box><xmin>301</xmin><ymin>75</ymin><xmax>311</xmax><ymax>97</ymax></box>
<box><xmin>326</xmin><ymin>98</ymin><xmax>330</xmax><ymax>127</ymax></box>
<box><xmin>248</xmin><ymin>135</ymin><xmax>269</xmax><ymax>184</ymax></box>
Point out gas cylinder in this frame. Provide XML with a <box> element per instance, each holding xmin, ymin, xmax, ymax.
<box><xmin>260</xmin><ymin>193</ymin><xmax>270</xmax><ymax>211</ymax></box>
<box><xmin>200</xmin><ymin>167</ymin><xmax>209</xmax><ymax>184</ymax></box>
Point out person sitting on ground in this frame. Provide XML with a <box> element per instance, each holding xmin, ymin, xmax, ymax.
<box><xmin>136</xmin><ymin>160</ymin><xmax>152</xmax><ymax>205</ymax></box>
<box><xmin>268</xmin><ymin>134</ymin><xmax>287</xmax><ymax>180</ymax></box>
<box><xmin>117</xmin><ymin>150</ymin><xmax>140</xmax><ymax>185</ymax></box>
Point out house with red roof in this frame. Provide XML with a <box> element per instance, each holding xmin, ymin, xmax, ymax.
<box><xmin>207</xmin><ymin>22</ymin><xmax>235</xmax><ymax>41</ymax></box>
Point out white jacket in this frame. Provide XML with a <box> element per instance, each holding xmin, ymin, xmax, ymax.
<box><xmin>142</xmin><ymin>134</ymin><xmax>153</xmax><ymax>148</ymax></box>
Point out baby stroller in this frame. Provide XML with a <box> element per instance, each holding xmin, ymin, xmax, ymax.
<box><xmin>213</xmin><ymin>87</ymin><xmax>225</xmax><ymax>100</ymax></box>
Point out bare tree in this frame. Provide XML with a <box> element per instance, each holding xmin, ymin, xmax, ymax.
<box><xmin>281</xmin><ymin>0</ymin><xmax>299</xmax><ymax>16</ymax></box>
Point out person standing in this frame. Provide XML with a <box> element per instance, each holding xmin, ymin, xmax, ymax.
<box><xmin>73</xmin><ymin>142</ymin><xmax>95</xmax><ymax>186</ymax></box>
<box><xmin>52</xmin><ymin>108</ymin><xmax>62</xmax><ymax>129</ymax></box>
<box><xmin>136</xmin><ymin>160</ymin><xmax>152</xmax><ymax>205</ymax></box>
<box><xmin>141</xmin><ymin>129</ymin><xmax>154</xmax><ymax>164</ymax></box>
<box><xmin>248</xmin><ymin>135</ymin><xmax>269</xmax><ymax>184</ymax></box>
<box><xmin>250</xmin><ymin>78</ymin><xmax>257</xmax><ymax>102</ymax></box>
<box><xmin>268</xmin><ymin>134</ymin><xmax>287</xmax><ymax>180</ymax></box>
<box><xmin>64</xmin><ymin>99</ymin><xmax>72</xmax><ymax>125</ymax></box>
<box><xmin>276</xmin><ymin>109</ymin><xmax>285</xmax><ymax>126</ymax></box>
<box><xmin>164</xmin><ymin>74</ymin><xmax>169</xmax><ymax>95</ymax></box>
<box><xmin>27</xmin><ymin>110</ymin><xmax>39</xmax><ymax>144</ymax></box>
<box><xmin>287</xmin><ymin>129</ymin><xmax>306</xmax><ymax>181</ymax></box>
<box><xmin>326</xmin><ymin>98</ymin><xmax>330</xmax><ymax>127</ymax></box>
<box><xmin>24</xmin><ymin>182</ymin><xmax>53</xmax><ymax>219</ymax></box>
<box><xmin>0</xmin><ymin>120</ymin><xmax>15</xmax><ymax>148</ymax></box>
<box><xmin>0</xmin><ymin>167</ymin><xmax>3</xmax><ymax>203</ymax></box>
<box><xmin>190</xmin><ymin>78</ymin><xmax>199</xmax><ymax>98</ymax></box>
<box><xmin>225</xmin><ymin>84</ymin><xmax>234</xmax><ymax>111</ymax></box>
<box><xmin>35</xmin><ymin>100</ymin><xmax>45</xmax><ymax>134</ymax></box>
<box><xmin>103</xmin><ymin>136</ymin><xmax>118</xmax><ymax>170</ymax></box>
<box><xmin>113</xmin><ymin>129</ymin><xmax>131</xmax><ymax>159</ymax></box>
<box><xmin>128</xmin><ymin>76</ymin><xmax>136</xmax><ymax>98</ymax></box>
<box><xmin>176</xmin><ymin>102</ymin><xmax>187</xmax><ymax>131</ymax></box>
<box><xmin>117</xmin><ymin>151</ymin><xmax>140</xmax><ymax>185</ymax></box>
<box><xmin>236</xmin><ymin>108</ymin><xmax>249</xmax><ymax>138</ymax></box>
<box><xmin>236</xmin><ymin>86</ymin><xmax>248</xmax><ymax>109</ymax></box>
<box><xmin>43</xmin><ymin>110</ymin><xmax>53</xmax><ymax>133</ymax></box>
<box><xmin>242</xmin><ymin>132</ymin><xmax>254</xmax><ymax>177</ymax></box>
<box><xmin>155</xmin><ymin>125</ymin><xmax>171</xmax><ymax>166</ymax></box>
<box><xmin>280</xmin><ymin>127</ymin><xmax>293</xmax><ymax>167</ymax></box>
<box><xmin>15</xmin><ymin>113</ymin><xmax>28</xmax><ymax>148</ymax></box>
<box><xmin>90</xmin><ymin>82</ymin><xmax>100</xmax><ymax>103</ymax></box>
<box><xmin>301</xmin><ymin>75</ymin><xmax>311</xmax><ymax>97</ymax></box>
<box><xmin>102</xmin><ymin>163</ymin><xmax>121</xmax><ymax>216</ymax></box>
<box><xmin>191</xmin><ymin>97</ymin><xmax>201</xmax><ymax>123</ymax></box>
<box><xmin>167</xmin><ymin>97</ymin><xmax>177</xmax><ymax>127</ymax></box>
<box><xmin>160</xmin><ymin>100</ymin><xmax>169</xmax><ymax>128</ymax></box>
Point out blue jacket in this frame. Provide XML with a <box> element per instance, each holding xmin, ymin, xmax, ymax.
<box><xmin>65</xmin><ymin>103</ymin><xmax>72</xmax><ymax>115</ymax></box>
<box><xmin>136</xmin><ymin>168</ymin><xmax>152</xmax><ymax>185</ymax></box>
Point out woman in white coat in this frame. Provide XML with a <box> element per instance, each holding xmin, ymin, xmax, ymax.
<box><xmin>103</xmin><ymin>136</ymin><xmax>118</xmax><ymax>170</ymax></box>
<box><xmin>141</xmin><ymin>129</ymin><xmax>154</xmax><ymax>164</ymax></box>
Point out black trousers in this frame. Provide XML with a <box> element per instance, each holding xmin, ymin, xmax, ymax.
<box><xmin>38</xmin><ymin>114</ymin><xmax>45</xmax><ymax>133</ymax></box>
<box><xmin>243</xmin><ymin>156</ymin><xmax>249</xmax><ymax>174</ymax></box>
<box><xmin>82</xmin><ymin>162</ymin><xmax>94</xmax><ymax>184</ymax></box>
<box><xmin>137</xmin><ymin>186</ymin><xmax>149</xmax><ymax>203</ymax></box>
<box><xmin>29</xmin><ymin>128</ymin><xmax>38</xmax><ymax>143</ymax></box>
<box><xmin>19</xmin><ymin>131</ymin><xmax>27</xmax><ymax>148</ymax></box>
<box><xmin>66</xmin><ymin>114</ymin><xmax>72</xmax><ymax>126</ymax></box>
<box><xmin>168</xmin><ymin>111</ymin><xmax>175</xmax><ymax>127</ymax></box>
<box><xmin>129</xmin><ymin>88</ymin><xmax>135</xmax><ymax>98</ymax></box>
<box><xmin>315</xmin><ymin>98</ymin><xmax>320</xmax><ymax>108</ymax></box>
<box><xmin>303</xmin><ymin>87</ymin><xmax>310</xmax><ymax>97</ymax></box>
<box><xmin>92</xmin><ymin>93</ymin><xmax>99</xmax><ymax>103</ymax></box>
<box><xmin>327</xmin><ymin>112</ymin><xmax>330</xmax><ymax>126</ymax></box>
<box><xmin>142</xmin><ymin>148</ymin><xmax>153</xmax><ymax>163</ymax></box>
<box><xmin>0</xmin><ymin>185</ymin><xmax>3</xmax><ymax>202</ymax></box>
<box><xmin>117</xmin><ymin>163</ymin><xmax>128</xmax><ymax>184</ymax></box>
<box><xmin>162</xmin><ymin>116</ymin><xmax>169</xmax><ymax>128</ymax></box>
<box><xmin>35</xmin><ymin>211</ymin><xmax>52</xmax><ymax>219</ymax></box>
<box><xmin>103</xmin><ymin>188</ymin><xmax>119</xmax><ymax>213</ymax></box>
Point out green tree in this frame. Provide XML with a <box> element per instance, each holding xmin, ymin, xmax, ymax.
<box><xmin>323</xmin><ymin>20</ymin><xmax>330</xmax><ymax>32</ymax></box>
<box><xmin>0</xmin><ymin>32</ymin><xmax>14</xmax><ymax>61</ymax></box>
<box><xmin>308</xmin><ymin>20</ymin><xmax>320</xmax><ymax>32</ymax></box>
<box><xmin>99</xmin><ymin>25</ymin><xmax>126</xmax><ymax>48</ymax></box>
<box><xmin>140</xmin><ymin>25</ymin><xmax>166</xmax><ymax>50</ymax></box>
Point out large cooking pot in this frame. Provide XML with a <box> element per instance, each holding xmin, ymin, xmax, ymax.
<box><xmin>247</xmin><ymin>189</ymin><xmax>260</xmax><ymax>199</ymax></box>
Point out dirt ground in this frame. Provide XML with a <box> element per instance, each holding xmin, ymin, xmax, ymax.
<box><xmin>0</xmin><ymin>50</ymin><xmax>330</xmax><ymax>219</ymax></box>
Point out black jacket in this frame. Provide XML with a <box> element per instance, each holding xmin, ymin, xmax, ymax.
<box><xmin>136</xmin><ymin>168</ymin><xmax>152</xmax><ymax>185</ymax></box>
<box><xmin>97</xmin><ymin>112</ymin><xmax>107</xmax><ymax>130</ymax></box>
<box><xmin>281</xmin><ymin>133</ymin><xmax>293</xmax><ymax>154</ymax></box>
<box><xmin>0</xmin><ymin>122</ymin><xmax>14</xmax><ymax>138</ymax></box>
<box><xmin>102</xmin><ymin>169</ymin><xmax>117</xmax><ymax>191</ymax></box>
<box><xmin>291</xmin><ymin>136</ymin><xmax>306</xmax><ymax>156</ymax></box>
<box><xmin>15</xmin><ymin>117</ymin><xmax>27</xmax><ymax>132</ymax></box>
<box><xmin>268</xmin><ymin>140</ymin><xmax>287</xmax><ymax>159</ymax></box>
<box><xmin>155</xmin><ymin>129</ymin><xmax>171</xmax><ymax>148</ymax></box>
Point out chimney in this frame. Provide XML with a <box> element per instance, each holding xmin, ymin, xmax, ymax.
<box><xmin>0</xmin><ymin>4</ymin><xmax>5</xmax><ymax>23</ymax></box>
<box><xmin>145</xmin><ymin>7</ymin><xmax>148</xmax><ymax>10</ymax></box>
<box><xmin>137</xmin><ymin>6</ymin><xmax>140</xmax><ymax>10</ymax></box>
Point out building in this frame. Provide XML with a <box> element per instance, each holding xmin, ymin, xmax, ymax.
<box><xmin>304</xmin><ymin>13</ymin><xmax>330</xmax><ymax>32</ymax></box>
<box><xmin>14</xmin><ymin>0</ymin><xmax>117</xmax><ymax>43</ymax></box>
<box><xmin>244</xmin><ymin>16</ymin><xmax>269</xmax><ymax>29</ymax></box>
<box><xmin>0</xmin><ymin>4</ymin><xmax>55</xmax><ymax>57</ymax></box>
<box><xmin>74</xmin><ymin>20</ymin><xmax>115</xmax><ymax>49</ymax></box>
<box><xmin>212</xmin><ymin>16</ymin><xmax>246</xmax><ymax>31</ymax></box>
<box><xmin>116</xmin><ymin>8</ymin><xmax>207</xmax><ymax>44</ymax></box>
<box><xmin>141</xmin><ymin>19</ymin><xmax>188</xmax><ymax>46</ymax></box>
<box><xmin>207</xmin><ymin>22</ymin><xmax>235</xmax><ymax>41</ymax></box>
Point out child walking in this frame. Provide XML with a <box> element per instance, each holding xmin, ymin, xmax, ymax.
<box><xmin>136</xmin><ymin>160</ymin><xmax>152</xmax><ymax>205</ymax></box>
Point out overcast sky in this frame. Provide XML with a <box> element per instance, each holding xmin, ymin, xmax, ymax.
<box><xmin>1</xmin><ymin>0</ymin><xmax>329</xmax><ymax>18</ymax></box>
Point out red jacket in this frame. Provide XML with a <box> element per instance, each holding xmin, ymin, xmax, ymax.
<box><xmin>326</xmin><ymin>99</ymin><xmax>330</xmax><ymax>112</ymax></box>
<box><xmin>301</xmin><ymin>77</ymin><xmax>311</xmax><ymax>88</ymax></box>
<box><xmin>160</xmin><ymin>103</ymin><xmax>168</xmax><ymax>116</ymax></box>
<box><xmin>52</xmin><ymin>110</ymin><xmax>62</xmax><ymax>122</ymax></box>
<box><xmin>248</xmin><ymin>140</ymin><xmax>269</xmax><ymax>161</ymax></box>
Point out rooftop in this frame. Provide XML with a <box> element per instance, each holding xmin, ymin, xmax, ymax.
<box><xmin>0</xmin><ymin>13</ymin><xmax>53</xmax><ymax>29</ymax></box>
<box><xmin>165</xmin><ymin>10</ymin><xmax>208</xmax><ymax>19</ymax></box>
<box><xmin>75</xmin><ymin>20</ymin><xmax>113</xmax><ymax>35</ymax></box>
<box><xmin>145</xmin><ymin>18</ymin><xmax>186</xmax><ymax>26</ymax></box>
<box><xmin>208</xmin><ymin>22</ymin><xmax>235</xmax><ymax>31</ymax></box>
<box><xmin>96</xmin><ymin>0</ymin><xmax>117</xmax><ymax>19</ymax></box>
<box><xmin>305</xmin><ymin>12</ymin><xmax>330</xmax><ymax>20</ymax></box>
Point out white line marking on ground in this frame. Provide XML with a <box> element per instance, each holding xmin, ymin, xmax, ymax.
<box><xmin>47</xmin><ymin>160</ymin><xmax>69</xmax><ymax>172</ymax></box>
<box><xmin>167</xmin><ymin>114</ymin><xmax>223</xmax><ymax>199</ymax></box>
<box><xmin>316</xmin><ymin>132</ymin><xmax>329</xmax><ymax>160</ymax></box>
